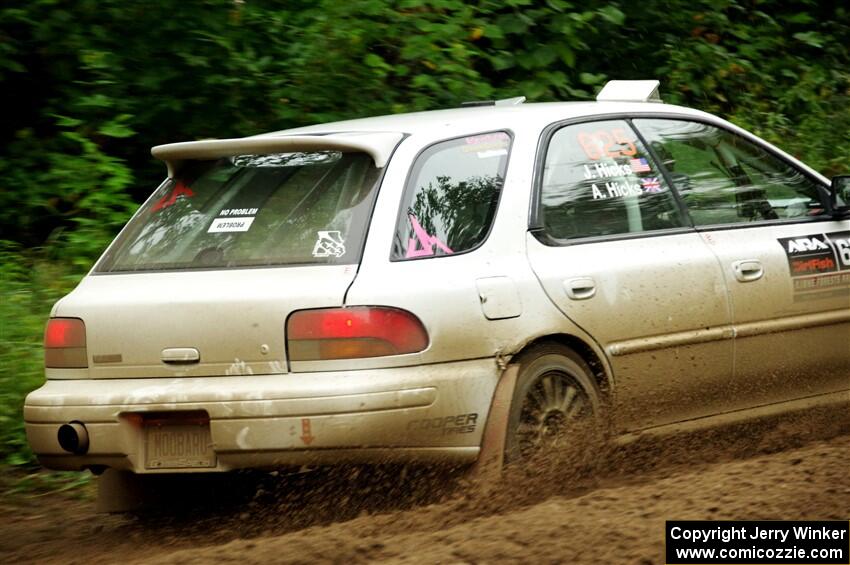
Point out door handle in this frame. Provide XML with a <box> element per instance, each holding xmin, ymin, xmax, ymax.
<box><xmin>563</xmin><ymin>277</ymin><xmax>596</xmax><ymax>300</ymax></box>
<box><xmin>732</xmin><ymin>259</ymin><xmax>764</xmax><ymax>282</ymax></box>
<box><xmin>161</xmin><ymin>347</ymin><xmax>200</xmax><ymax>364</ymax></box>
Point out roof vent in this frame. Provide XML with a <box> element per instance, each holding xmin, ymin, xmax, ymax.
<box><xmin>461</xmin><ymin>100</ymin><xmax>494</xmax><ymax>107</ymax></box>
<box><xmin>495</xmin><ymin>96</ymin><xmax>526</xmax><ymax>106</ymax></box>
<box><xmin>596</xmin><ymin>80</ymin><xmax>662</xmax><ymax>103</ymax></box>
<box><xmin>461</xmin><ymin>96</ymin><xmax>526</xmax><ymax>108</ymax></box>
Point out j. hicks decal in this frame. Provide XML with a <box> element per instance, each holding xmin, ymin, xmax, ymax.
<box><xmin>312</xmin><ymin>230</ymin><xmax>346</xmax><ymax>258</ymax></box>
<box><xmin>778</xmin><ymin>231</ymin><xmax>850</xmax><ymax>277</ymax></box>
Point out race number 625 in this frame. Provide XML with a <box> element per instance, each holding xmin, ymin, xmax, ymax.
<box><xmin>577</xmin><ymin>128</ymin><xmax>637</xmax><ymax>160</ymax></box>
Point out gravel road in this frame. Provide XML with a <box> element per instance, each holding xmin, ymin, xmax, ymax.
<box><xmin>2</xmin><ymin>406</ymin><xmax>848</xmax><ymax>564</ymax></box>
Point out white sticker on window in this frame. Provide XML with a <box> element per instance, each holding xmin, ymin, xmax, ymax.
<box><xmin>477</xmin><ymin>149</ymin><xmax>508</xmax><ymax>159</ymax></box>
<box><xmin>208</xmin><ymin>216</ymin><xmax>255</xmax><ymax>233</ymax></box>
<box><xmin>218</xmin><ymin>208</ymin><xmax>259</xmax><ymax>217</ymax></box>
<box><xmin>312</xmin><ymin>231</ymin><xmax>346</xmax><ymax>258</ymax></box>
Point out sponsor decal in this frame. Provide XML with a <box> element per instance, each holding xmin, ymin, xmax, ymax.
<box><xmin>792</xmin><ymin>257</ymin><xmax>835</xmax><ymax>275</ymax></box>
<box><xmin>778</xmin><ymin>231</ymin><xmax>850</xmax><ymax>294</ymax></box>
<box><xmin>462</xmin><ymin>132</ymin><xmax>510</xmax><ymax>155</ymax></box>
<box><xmin>793</xmin><ymin>272</ymin><xmax>850</xmax><ymax>292</ymax></box>
<box><xmin>207</xmin><ymin>206</ymin><xmax>260</xmax><ymax>233</ymax></box>
<box><xmin>778</xmin><ymin>232</ymin><xmax>850</xmax><ymax>276</ymax></box>
<box><xmin>464</xmin><ymin>132</ymin><xmax>509</xmax><ymax>146</ymax></box>
<box><xmin>476</xmin><ymin>148</ymin><xmax>509</xmax><ymax>159</ymax></box>
<box><xmin>208</xmin><ymin>216</ymin><xmax>255</xmax><ymax>233</ymax></box>
<box><xmin>218</xmin><ymin>207</ymin><xmax>258</xmax><ymax>217</ymax></box>
<box><xmin>407</xmin><ymin>413</ymin><xmax>478</xmax><ymax>435</ymax></box>
<box><xmin>312</xmin><ymin>230</ymin><xmax>347</xmax><ymax>258</ymax></box>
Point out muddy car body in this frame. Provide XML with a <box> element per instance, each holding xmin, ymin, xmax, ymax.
<box><xmin>25</xmin><ymin>81</ymin><xmax>850</xmax><ymax>480</ymax></box>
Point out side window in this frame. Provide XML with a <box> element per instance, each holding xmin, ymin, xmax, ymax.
<box><xmin>540</xmin><ymin>120</ymin><xmax>685</xmax><ymax>240</ymax></box>
<box><xmin>392</xmin><ymin>132</ymin><xmax>511</xmax><ymax>260</ymax></box>
<box><xmin>634</xmin><ymin>119</ymin><xmax>827</xmax><ymax>226</ymax></box>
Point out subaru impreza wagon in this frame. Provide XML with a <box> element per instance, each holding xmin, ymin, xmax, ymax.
<box><xmin>24</xmin><ymin>80</ymin><xmax>850</xmax><ymax>498</ymax></box>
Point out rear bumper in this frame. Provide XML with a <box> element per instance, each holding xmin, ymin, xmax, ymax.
<box><xmin>24</xmin><ymin>358</ymin><xmax>499</xmax><ymax>473</ymax></box>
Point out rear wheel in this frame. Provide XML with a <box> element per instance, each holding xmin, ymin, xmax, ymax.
<box><xmin>504</xmin><ymin>344</ymin><xmax>603</xmax><ymax>464</ymax></box>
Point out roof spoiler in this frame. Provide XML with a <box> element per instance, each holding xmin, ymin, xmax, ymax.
<box><xmin>596</xmin><ymin>80</ymin><xmax>662</xmax><ymax>103</ymax></box>
<box><xmin>151</xmin><ymin>132</ymin><xmax>403</xmax><ymax>177</ymax></box>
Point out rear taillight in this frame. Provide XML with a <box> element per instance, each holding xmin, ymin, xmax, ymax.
<box><xmin>287</xmin><ymin>307</ymin><xmax>429</xmax><ymax>361</ymax></box>
<box><xmin>44</xmin><ymin>318</ymin><xmax>88</xmax><ymax>368</ymax></box>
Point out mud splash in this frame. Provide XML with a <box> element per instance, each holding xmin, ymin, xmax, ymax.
<box><xmin>2</xmin><ymin>405</ymin><xmax>848</xmax><ymax>564</ymax></box>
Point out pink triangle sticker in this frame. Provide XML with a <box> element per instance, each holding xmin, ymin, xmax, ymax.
<box><xmin>405</xmin><ymin>214</ymin><xmax>453</xmax><ymax>258</ymax></box>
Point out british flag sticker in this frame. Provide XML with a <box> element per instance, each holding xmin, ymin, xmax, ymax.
<box><xmin>641</xmin><ymin>177</ymin><xmax>662</xmax><ymax>193</ymax></box>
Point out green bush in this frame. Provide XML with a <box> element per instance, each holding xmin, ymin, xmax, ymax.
<box><xmin>0</xmin><ymin>243</ymin><xmax>81</xmax><ymax>466</ymax></box>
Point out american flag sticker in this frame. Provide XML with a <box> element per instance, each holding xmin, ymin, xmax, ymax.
<box><xmin>629</xmin><ymin>158</ymin><xmax>651</xmax><ymax>173</ymax></box>
<box><xmin>641</xmin><ymin>177</ymin><xmax>662</xmax><ymax>193</ymax></box>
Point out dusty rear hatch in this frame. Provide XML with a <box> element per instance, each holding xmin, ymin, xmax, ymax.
<box><xmin>57</xmin><ymin>133</ymin><xmax>401</xmax><ymax>378</ymax></box>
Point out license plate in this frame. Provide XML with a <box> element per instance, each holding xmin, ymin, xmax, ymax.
<box><xmin>145</xmin><ymin>422</ymin><xmax>216</xmax><ymax>469</ymax></box>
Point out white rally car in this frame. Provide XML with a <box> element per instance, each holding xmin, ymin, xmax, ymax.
<box><xmin>25</xmin><ymin>81</ymin><xmax>850</xmax><ymax>501</ymax></box>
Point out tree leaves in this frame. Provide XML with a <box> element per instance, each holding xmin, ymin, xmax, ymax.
<box><xmin>1</xmin><ymin>0</ymin><xmax>848</xmax><ymax>249</ymax></box>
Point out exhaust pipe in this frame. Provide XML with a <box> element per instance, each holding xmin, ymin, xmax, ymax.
<box><xmin>58</xmin><ymin>421</ymin><xmax>89</xmax><ymax>454</ymax></box>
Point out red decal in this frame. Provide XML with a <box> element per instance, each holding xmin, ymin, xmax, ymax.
<box><xmin>152</xmin><ymin>181</ymin><xmax>195</xmax><ymax>212</ymax></box>
<box><xmin>792</xmin><ymin>257</ymin><xmax>835</xmax><ymax>274</ymax></box>
<box><xmin>300</xmin><ymin>418</ymin><xmax>314</xmax><ymax>445</ymax></box>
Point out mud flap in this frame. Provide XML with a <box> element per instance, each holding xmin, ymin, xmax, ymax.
<box><xmin>96</xmin><ymin>469</ymin><xmax>150</xmax><ymax>513</ymax></box>
<box><xmin>466</xmin><ymin>364</ymin><xmax>519</xmax><ymax>480</ymax></box>
<box><xmin>96</xmin><ymin>470</ymin><xmax>212</xmax><ymax>513</ymax></box>
<box><xmin>97</xmin><ymin>470</ymin><xmax>251</xmax><ymax>513</ymax></box>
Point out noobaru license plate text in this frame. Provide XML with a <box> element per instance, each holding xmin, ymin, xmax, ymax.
<box><xmin>145</xmin><ymin>423</ymin><xmax>215</xmax><ymax>469</ymax></box>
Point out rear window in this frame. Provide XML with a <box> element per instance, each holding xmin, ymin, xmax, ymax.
<box><xmin>391</xmin><ymin>131</ymin><xmax>511</xmax><ymax>260</ymax></box>
<box><xmin>96</xmin><ymin>151</ymin><xmax>381</xmax><ymax>272</ymax></box>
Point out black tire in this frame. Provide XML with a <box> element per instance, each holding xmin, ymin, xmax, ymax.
<box><xmin>504</xmin><ymin>344</ymin><xmax>604</xmax><ymax>464</ymax></box>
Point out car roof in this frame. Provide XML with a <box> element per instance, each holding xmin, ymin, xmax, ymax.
<box><xmin>264</xmin><ymin>101</ymin><xmax>716</xmax><ymax>137</ymax></box>
<box><xmin>153</xmin><ymin>98</ymin><xmax>732</xmax><ymax>176</ymax></box>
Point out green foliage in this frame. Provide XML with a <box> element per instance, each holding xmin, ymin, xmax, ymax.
<box><xmin>0</xmin><ymin>0</ymin><xmax>848</xmax><ymax>470</ymax></box>
<box><xmin>0</xmin><ymin>242</ymin><xmax>81</xmax><ymax>467</ymax></box>
<box><xmin>0</xmin><ymin>124</ymin><xmax>136</xmax><ymax>265</ymax></box>
<box><xmin>639</xmin><ymin>1</ymin><xmax>850</xmax><ymax>175</ymax></box>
